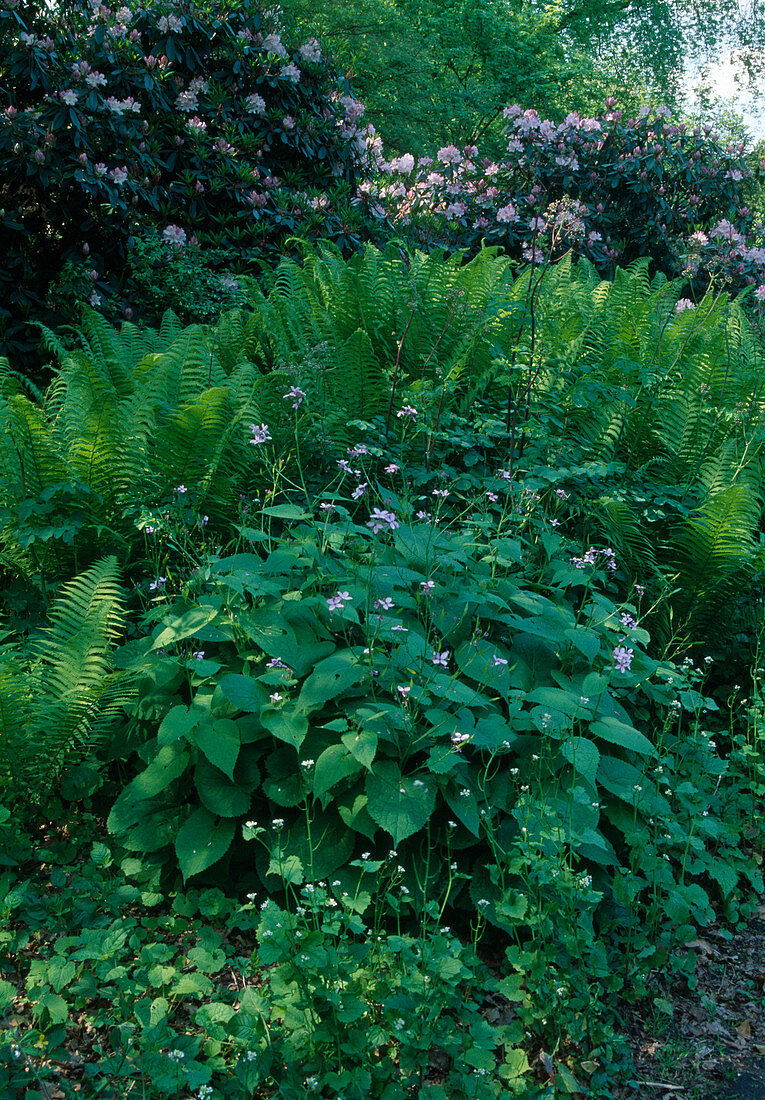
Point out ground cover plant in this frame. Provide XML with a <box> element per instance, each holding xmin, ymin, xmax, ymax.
<box><xmin>1</xmin><ymin>236</ymin><xmax>765</xmax><ymax>1098</ymax></box>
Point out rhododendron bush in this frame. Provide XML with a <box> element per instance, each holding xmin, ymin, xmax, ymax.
<box><xmin>364</xmin><ymin>100</ymin><xmax>765</xmax><ymax>301</ymax></box>
<box><xmin>0</xmin><ymin>0</ymin><xmax>380</xmax><ymax>375</ymax></box>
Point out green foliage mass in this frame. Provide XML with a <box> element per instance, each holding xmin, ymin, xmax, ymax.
<box><xmin>279</xmin><ymin>0</ymin><xmax>765</xmax><ymax>154</ymax></box>
<box><xmin>2</xmin><ymin>244</ymin><xmax>765</xmax><ymax>1096</ymax></box>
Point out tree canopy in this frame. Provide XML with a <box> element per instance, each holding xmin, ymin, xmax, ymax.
<box><xmin>279</xmin><ymin>0</ymin><xmax>765</xmax><ymax>154</ymax></box>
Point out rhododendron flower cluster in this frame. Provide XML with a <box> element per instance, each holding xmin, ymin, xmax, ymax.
<box><xmin>0</xmin><ymin>0</ymin><xmax>385</xmax><ymax>374</ymax></box>
<box><xmin>360</xmin><ymin>100</ymin><xmax>764</xmax><ymax>302</ymax></box>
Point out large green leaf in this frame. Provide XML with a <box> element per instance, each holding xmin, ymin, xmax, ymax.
<box><xmin>175</xmin><ymin>808</ymin><xmax>235</xmax><ymax>881</ymax></box>
<box><xmin>590</xmin><ymin>717</ymin><xmax>656</xmax><ymax>757</ymax></box>
<box><xmin>217</xmin><ymin>673</ymin><xmax>267</xmax><ymax>713</ymax></box>
<box><xmin>260</xmin><ymin>702</ymin><xmax>309</xmax><ymax>751</ymax></box>
<box><xmin>152</xmin><ymin>606</ymin><xmax>221</xmax><ymax>649</ymax></box>
<box><xmin>366</xmin><ymin>761</ymin><xmax>437</xmax><ymax>845</ymax></box>
<box><xmin>194</xmin><ymin>757</ymin><xmax>251</xmax><ymax>817</ymax></box>
<box><xmin>158</xmin><ymin>705</ymin><xmax>202</xmax><ymax>746</ymax></box>
<box><xmin>298</xmin><ymin>651</ymin><xmax>363</xmax><ymax>712</ymax></box>
<box><xmin>121</xmin><ymin>744</ymin><xmax>189</xmax><ymax>801</ymax></box>
<box><xmin>341</xmin><ymin>727</ymin><xmax>377</xmax><ymax>770</ymax></box>
<box><xmin>560</xmin><ymin>736</ymin><xmax>600</xmax><ymax>786</ymax></box>
<box><xmin>195</xmin><ymin>718</ymin><xmax>240</xmax><ymax>780</ymax></box>
<box><xmin>313</xmin><ymin>744</ymin><xmax>363</xmax><ymax>800</ymax></box>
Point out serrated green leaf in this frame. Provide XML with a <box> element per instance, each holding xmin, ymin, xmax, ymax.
<box><xmin>341</xmin><ymin>727</ymin><xmax>377</xmax><ymax>770</ymax></box>
<box><xmin>261</xmin><ymin>702</ymin><xmax>308</xmax><ymax>751</ymax></box>
<box><xmin>266</xmin><ymin>853</ymin><xmax>304</xmax><ymax>885</ymax></box>
<box><xmin>195</xmin><ymin>718</ymin><xmax>240</xmax><ymax>780</ymax></box>
<box><xmin>33</xmin><ymin>992</ymin><xmax>68</xmax><ymax>1025</ymax></box>
<box><xmin>261</xmin><ymin>504</ymin><xmax>311</xmax><ymax>519</ymax></box>
<box><xmin>175</xmin><ymin>808</ymin><xmax>235</xmax><ymax>881</ymax></box>
<box><xmin>313</xmin><ymin>744</ymin><xmax>363</xmax><ymax>799</ymax></box>
<box><xmin>299</xmin><ymin>651</ymin><xmax>363</xmax><ymax>712</ymax></box>
<box><xmin>158</xmin><ymin>705</ymin><xmax>201</xmax><ymax>745</ymax></box>
<box><xmin>366</xmin><ymin>761</ymin><xmax>436</xmax><ymax>845</ymax></box>
<box><xmin>0</xmin><ymin>979</ymin><xmax>16</xmax><ymax>1011</ymax></box>
<box><xmin>122</xmin><ymin>744</ymin><xmax>190</xmax><ymax>801</ymax></box>
<box><xmin>153</xmin><ymin>606</ymin><xmax>221</xmax><ymax>649</ymax></box>
<box><xmin>590</xmin><ymin>716</ymin><xmax>656</xmax><ymax>757</ymax></box>
<box><xmin>561</xmin><ymin>736</ymin><xmax>600</xmax><ymax>786</ymax></box>
<box><xmin>195</xmin><ymin>757</ymin><xmax>251</xmax><ymax>817</ymax></box>
<box><xmin>218</xmin><ymin>673</ymin><xmax>267</xmax><ymax>713</ymax></box>
<box><xmin>337</xmin><ymin>793</ymin><xmax>377</xmax><ymax>840</ymax></box>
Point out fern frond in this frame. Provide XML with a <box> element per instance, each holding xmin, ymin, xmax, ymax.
<box><xmin>0</xmin><ymin>556</ymin><xmax>132</xmax><ymax>806</ymax></box>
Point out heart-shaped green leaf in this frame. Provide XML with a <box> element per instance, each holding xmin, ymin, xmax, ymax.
<box><xmin>175</xmin><ymin>808</ymin><xmax>235</xmax><ymax>882</ymax></box>
<box><xmin>366</xmin><ymin>761</ymin><xmax>436</xmax><ymax>845</ymax></box>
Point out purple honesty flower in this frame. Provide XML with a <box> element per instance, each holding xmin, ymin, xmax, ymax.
<box><xmin>267</xmin><ymin>657</ymin><xmax>289</xmax><ymax>670</ymax></box>
<box><xmin>250</xmin><ymin>423</ymin><xmax>272</xmax><ymax>444</ymax></box>
<box><xmin>555</xmin><ymin>489</ymin><xmax>569</xmax><ymax>500</ymax></box>
<box><xmin>283</xmin><ymin>385</ymin><xmax>306</xmax><ymax>409</ymax></box>
<box><xmin>491</xmin><ymin>654</ymin><xmax>508</xmax><ymax>667</ymax></box>
<box><xmin>385</xmin><ymin>463</ymin><xmax>399</xmax><ymax>474</ymax></box>
<box><xmin>396</xmin><ymin>405</ymin><xmax>418</xmax><ymax>419</ymax></box>
<box><xmin>269</xmin><ymin>692</ymin><xmax>283</xmax><ymax>703</ymax></box>
<box><xmin>327</xmin><ymin>590</ymin><xmax>352</xmax><ymax>612</ymax></box>
<box><xmin>367</xmin><ymin>508</ymin><xmax>400</xmax><ymax>534</ymax></box>
<box><xmin>420</xmin><ymin>580</ymin><xmax>435</xmax><ymax>596</ymax></box>
<box><xmin>431</xmin><ymin>650</ymin><xmax>450</xmax><ymax>668</ymax></box>
<box><xmin>192</xmin><ymin>650</ymin><xmax>205</xmax><ymax>660</ymax></box>
<box><xmin>416</xmin><ymin>510</ymin><xmax>431</xmax><ymax>522</ymax></box>
<box><xmin>352</xmin><ymin>483</ymin><xmax>368</xmax><ymax>500</ymax></box>
<box><xmin>485</xmin><ymin>491</ymin><xmax>498</xmax><ymax>503</ymax></box>
<box><xmin>174</xmin><ymin>484</ymin><xmax>187</xmax><ymax>494</ymax></box>
<box><xmin>149</xmin><ymin>576</ymin><xmax>167</xmax><ymax>591</ymax></box>
<box><xmin>432</xmin><ymin>489</ymin><xmax>449</xmax><ymax>499</ymax></box>
<box><xmin>347</xmin><ymin>444</ymin><xmax>368</xmax><ymax>457</ymax></box>
<box><xmin>374</xmin><ymin>597</ymin><xmax>394</xmax><ymax>610</ymax></box>
<box><xmin>613</xmin><ymin>646</ymin><xmax>634</xmax><ymax>673</ymax></box>
<box><xmin>319</xmin><ymin>502</ymin><xmax>336</xmax><ymax>513</ymax></box>
<box><xmin>145</xmin><ymin>525</ymin><xmax>157</xmax><ymax>534</ymax></box>
<box><xmin>620</xmin><ymin>612</ymin><xmax>637</xmax><ymax>631</ymax></box>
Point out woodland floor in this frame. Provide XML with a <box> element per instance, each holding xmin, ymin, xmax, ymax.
<box><xmin>613</xmin><ymin>903</ymin><xmax>765</xmax><ymax>1100</ymax></box>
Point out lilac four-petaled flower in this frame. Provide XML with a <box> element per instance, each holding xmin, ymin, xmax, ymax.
<box><xmin>367</xmin><ymin>508</ymin><xmax>399</xmax><ymax>534</ymax></box>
